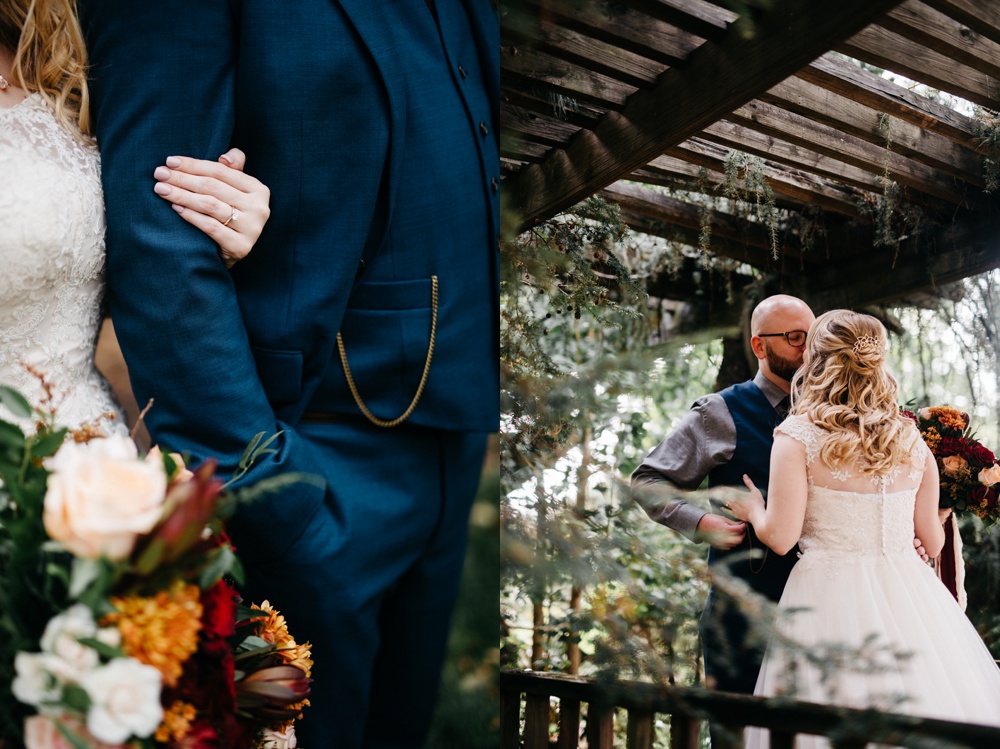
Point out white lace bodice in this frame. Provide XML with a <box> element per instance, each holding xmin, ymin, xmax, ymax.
<box><xmin>776</xmin><ymin>416</ymin><xmax>927</xmax><ymax>559</ymax></box>
<box><xmin>0</xmin><ymin>94</ymin><xmax>123</xmax><ymax>433</ymax></box>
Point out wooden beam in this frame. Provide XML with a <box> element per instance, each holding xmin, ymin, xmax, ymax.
<box><xmin>502</xmin><ymin>3</ymin><xmax>666</xmax><ymax>88</ymax></box>
<box><xmin>501</xmin><ymin>84</ymin><xmax>603</xmax><ymax>130</ymax></box>
<box><xmin>839</xmin><ymin>25</ymin><xmax>1000</xmax><ymax>110</ymax></box>
<box><xmin>663</xmin><ymin>139</ymin><xmax>865</xmax><ymax>217</ymax></box>
<box><xmin>501</xmin><ymin>104</ymin><xmax>580</xmax><ymax>149</ymax></box>
<box><xmin>922</xmin><ymin>0</ymin><xmax>1000</xmax><ymax>49</ymax></box>
<box><xmin>700</xmin><ymin>120</ymin><xmax>890</xmax><ymax>196</ymax></box>
<box><xmin>508</xmin><ymin>0</ymin><xmax>706</xmax><ymax>68</ymax></box>
<box><xmin>810</xmin><ymin>212</ymin><xmax>1000</xmax><ymax>308</ymax></box>
<box><xmin>614</xmin><ymin>0</ymin><xmax>732</xmax><ymax>44</ymax></box>
<box><xmin>501</xmin><ymin>44</ymin><xmax>635</xmax><ymax>111</ymax></box>
<box><xmin>761</xmin><ymin>75</ymin><xmax>984</xmax><ymax>185</ymax></box>
<box><xmin>881</xmin><ymin>1</ymin><xmax>1000</xmax><ymax>81</ymax></box>
<box><xmin>603</xmin><ymin>182</ymin><xmax>783</xmax><ymax>262</ymax></box>
<box><xmin>619</xmin><ymin>208</ymin><xmax>781</xmax><ymax>270</ymax></box>
<box><xmin>727</xmin><ymin>99</ymin><xmax>974</xmax><ymax>204</ymax></box>
<box><xmin>797</xmin><ymin>53</ymin><xmax>979</xmax><ymax>147</ymax></box>
<box><xmin>502</xmin><ymin>0</ymin><xmax>905</xmax><ymax>235</ymax></box>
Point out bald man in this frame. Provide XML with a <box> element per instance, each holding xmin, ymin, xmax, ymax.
<box><xmin>632</xmin><ymin>295</ymin><xmax>815</xmax><ymax>699</ymax></box>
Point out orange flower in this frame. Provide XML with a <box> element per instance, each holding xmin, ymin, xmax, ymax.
<box><xmin>922</xmin><ymin>427</ymin><xmax>941</xmax><ymax>454</ymax></box>
<box><xmin>155</xmin><ymin>700</ymin><xmax>197</xmax><ymax>743</ymax></box>
<box><xmin>102</xmin><ymin>581</ymin><xmax>203</xmax><ymax>687</ymax></box>
<box><xmin>252</xmin><ymin>600</ymin><xmax>313</xmax><ymax>677</ymax></box>
<box><xmin>932</xmin><ymin>406</ymin><xmax>968</xmax><ymax>432</ymax></box>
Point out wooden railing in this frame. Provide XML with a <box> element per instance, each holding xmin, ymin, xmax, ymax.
<box><xmin>501</xmin><ymin>669</ymin><xmax>1000</xmax><ymax>748</ymax></box>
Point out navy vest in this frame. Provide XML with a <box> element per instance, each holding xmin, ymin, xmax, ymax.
<box><xmin>707</xmin><ymin>380</ymin><xmax>797</xmax><ymax>602</ymax></box>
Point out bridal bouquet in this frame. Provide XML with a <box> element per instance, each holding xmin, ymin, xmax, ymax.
<box><xmin>903</xmin><ymin>404</ymin><xmax>1000</xmax><ymax>524</ymax></box>
<box><xmin>0</xmin><ymin>386</ymin><xmax>311</xmax><ymax>749</ymax></box>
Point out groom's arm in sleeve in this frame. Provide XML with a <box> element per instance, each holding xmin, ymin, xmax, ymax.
<box><xmin>631</xmin><ymin>395</ymin><xmax>739</xmax><ymax>543</ymax></box>
<box><xmin>82</xmin><ymin>2</ymin><xmax>326</xmax><ymax>556</ymax></box>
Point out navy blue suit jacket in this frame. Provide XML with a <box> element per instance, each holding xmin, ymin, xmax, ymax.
<box><xmin>82</xmin><ymin>1</ymin><xmax>500</xmax><ymax>556</ymax></box>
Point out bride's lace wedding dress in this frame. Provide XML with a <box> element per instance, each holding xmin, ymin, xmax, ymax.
<box><xmin>0</xmin><ymin>93</ymin><xmax>124</xmax><ymax>434</ymax></box>
<box><xmin>746</xmin><ymin>416</ymin><xmax>1000</xmax><ymax>748</ymax></box>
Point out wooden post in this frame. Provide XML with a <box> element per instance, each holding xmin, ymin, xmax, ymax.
<box><xmin>586</xmin><ymin>703</ymin><xmax>615</xmax><ymax>749</ymax></box>
<box><xmin>626</xmin><ymin>710</ymin><xmax>655</xmax><ymax>749</ymax></box>
<box><xmin>670</xmin><ymin>714</ymin><xmax>701</xmax><ymax>749</ymax></box>
<box><xmin>770</xmin><ymin>730</ymin><xmax>797</xmax><ymax>749</ymax></box>
<box><xmin>524</xmin><ymin>694</ymin><xmax>550</xmax><ymax>749</ymax></box>
<box><xmin>558</xmin><ymin>698</ymin><xmax>581</xmax><ymax>749</ymax></box>
<box><xmin>500</xmin><ymin>688</ymin><xmax>521</xmax><ymax>749</ymax></box>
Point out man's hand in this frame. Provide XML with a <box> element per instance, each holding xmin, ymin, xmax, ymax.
<box><xmin>696</xmin><ymin>513</ymin><xmax>747</xmax><ymax>550</ymax></box>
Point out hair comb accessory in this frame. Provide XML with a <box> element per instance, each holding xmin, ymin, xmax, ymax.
<box><xmin>853</xmin><ymin>334</ymin><xmax>883</xmax><ymax>354</ymax></box>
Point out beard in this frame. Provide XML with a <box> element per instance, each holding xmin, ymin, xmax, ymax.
<box><xmin>766</xmin><ymin>346</ymin><xmax>802</xmax><ymax>382</ymax></box>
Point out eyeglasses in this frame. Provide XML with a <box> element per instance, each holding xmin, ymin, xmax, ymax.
<box><xmin>758</xmin><ymin>330</ymin><xmax>807</xmax><ymax>347</ymax></box>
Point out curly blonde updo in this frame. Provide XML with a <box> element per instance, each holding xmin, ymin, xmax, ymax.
<box><xmin>790</xmin><ymin>309</ymin><xmax>916</xmax><ymax>475</ymax></box>
<box><xmin>0</xmin><ymin>0</ymin><xmax>91</xmax><ymax>137</ymax></box>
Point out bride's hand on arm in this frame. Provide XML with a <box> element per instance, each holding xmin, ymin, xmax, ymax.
<box><xmin>152</xmin><ymin>148</ymin><xmax>270</xmax><ymax>268</ymax></box>
<box><xmin>724</xmin><ymin>434</ymin><xmax>808</xmax><ymax>555</ymax></box>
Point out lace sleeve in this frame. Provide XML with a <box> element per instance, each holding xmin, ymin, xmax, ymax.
<box><xmin>774</xmin><ymin>416</ymin><xmax>823</xmax><ymax>466</ymax></box>
<box><xmin>907</xmin><ymin>424</ymin><xmax>928</xmax><ymax>482</ymax></box>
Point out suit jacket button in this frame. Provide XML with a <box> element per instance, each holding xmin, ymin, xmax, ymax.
<box><xmin>491</xmin><ymin>177</ymin><xmax>499</xmax><ymax>193</ymax></box>
<box><xmin>479</xmin><ymin>120</ymin><xmax>488</xmax><ymax>137</ymax></box>
<box><xmin>458</xmin><ymin>64</ymin><xmax>467</xmax><ymax>79</ymax></box>
<box><xmin>356</xmin><ymin>258</ymin><xmax>366</xmax><ymax>278</ymax></box>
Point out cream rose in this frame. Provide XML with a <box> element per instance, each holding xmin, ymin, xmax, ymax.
<box><xmin>43</xmin><ymin>435</ymin><xmax>168</xmax><ymax>561</ymax></box>
<box><xmin>81</xmin><ymin>658</ymin><xmax>163</xmax><ymax>743</ymax></box>
<box><xmin>979</xmin><ymin>463</ymin><xmax>1000</xmax><ymax>487</ymax></box>
<box><xmin>941</xmin><ymin>455</ymin><xmax>967</xmax><ymax>476</ymax></box>
<box><xmin>40</xmin><ymin>605</ymin><xmax>99</xmax><ymax>676</ymax></box>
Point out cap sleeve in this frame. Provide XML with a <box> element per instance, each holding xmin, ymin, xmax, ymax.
<box><xmin>775</xmin><ymin>415</ymin><xmax>823</xmax><ymax>466</ymax></box>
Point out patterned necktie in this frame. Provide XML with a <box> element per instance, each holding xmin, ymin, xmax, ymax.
<box><xmin>776</xmin><ymin>396</ymin><xmax>791</xmax><ymax>423</ymax></box>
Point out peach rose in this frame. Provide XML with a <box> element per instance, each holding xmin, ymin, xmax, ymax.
<box><xmin>979</xmin><ymin>463</ymin><xmax>1000</xmax><ymax>487</ymax></box>
<box><xmin>25</xmin><ymin>715</ymin><xmax>126</xmax><ymax>749</ymax></box>
<box><xmin>941</xmin><ymin>455</ymin><xmax>967</xmax><ymax>476</ymax></box>
<box><xmin>43</xmin><ymin>435</ymin><xmax>168</xmax><ymax>561</ymax></box>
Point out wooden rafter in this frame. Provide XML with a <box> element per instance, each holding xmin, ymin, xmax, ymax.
<box><xmin>501</xmin><ymin>0</ymin><xmax>905</xmax><ymax>235</ymax></box>
<box><xmin>839</xmin><ymin>25</ymin><xmax>1000</xmax><ymax>110</ymax></box>
<box><xmin>760</xmin><ymin>76</ymin><xmax>983</xmax><ymax>184</ymax></box>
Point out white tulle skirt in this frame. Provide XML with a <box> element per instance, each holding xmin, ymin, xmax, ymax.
<box><xmin>745</xmin><ymin>550</ymin><xmax>1000</xmax><ymax>748</ymax></box>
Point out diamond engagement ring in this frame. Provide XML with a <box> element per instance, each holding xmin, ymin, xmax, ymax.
<box><xmin>223</xmin><ymin>205</ymin><xmax>240</xmax><ymax>227</ymax></box>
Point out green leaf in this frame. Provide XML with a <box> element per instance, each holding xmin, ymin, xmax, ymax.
<box><xmin>249</xmin><ymin>431</ymin><xmax>282</xmax><ymax>464</ymax></box>
<box><xmin>76</xmin><ymin>636</ymin><xmax>124</xmax><ymax>660</ymax></box>
<box><xmin>54</xmin><ymin>714</ymin><xmax>93</xmax><ymax>749</ymax></box>
<box><xmin>198</xmin><ymin>545</ymin><xmax>237</xmax><ymax>589</ymax></box>
<box><xmin>60</xmin><ymin>683</ymin><xmax>92</xmax><ymax>713</ymax></box>
<box><xmin>0</xmin><ymin>420</ymin><xmax>26</xmax><ymax>451</ymax></box>
<box><xmin>28</xmin><ymin>427</ymin><xmax>68</xmax><ymax>459</ymax></box>
<box><xmin>227</xmin><ymin>552</ymin><xmax>246</xmax><ymax>587</ymax></box>
<box><xmin>234</xmin><ymin>472</ymin><xmax>325</xmax><ymax>506</ymax></box>
<box><xmin>236</xmin><ymin>431</ymin><xmax>267</xmax><ymax>472</ymax></box>
<box><xmin>134</xmin><ymin>538</ymin><xmax>167</xmax><ymax>577</ymax></box>
<box><xmin>0</xmin><ymin>386</ymin><xmax>32</xmax><ymax>419</ymax></box>
<box><xmin>162</xmin><ymin>451</ymin><xmax>178</xmax><ymax>478</ymax></box>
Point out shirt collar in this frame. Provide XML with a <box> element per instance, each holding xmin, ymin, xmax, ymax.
<box><xmin>753</xmin><ymin>370</ymin><xmax>789</xmax><ymax>410</ymax></box>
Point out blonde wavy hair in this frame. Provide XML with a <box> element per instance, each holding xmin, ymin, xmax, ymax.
<box><xmin>0</xmin><ymin>0</ymin><xmax>90</xmax><ymax>136</ymax></box>
<box><xmin>790</xmin><ymin>309</ymin><xmax>915</xmax><ymax>476</ymax></box>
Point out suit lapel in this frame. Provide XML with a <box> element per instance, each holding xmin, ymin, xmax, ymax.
<box><xmin>459</xmin><ymin>0</ymin><xmax>499</xmax><ymax>106</ymax></box>
<box><xmin>336</xmin><ymin>0</ymin><xmax>407</xmax><ymax>224</ymax></box>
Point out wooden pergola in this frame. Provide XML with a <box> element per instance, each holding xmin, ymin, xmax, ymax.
<box><xmin>500</xmin><ymin>0</ymin><xmax>1000</xmax><ymax>342</ymax></box>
